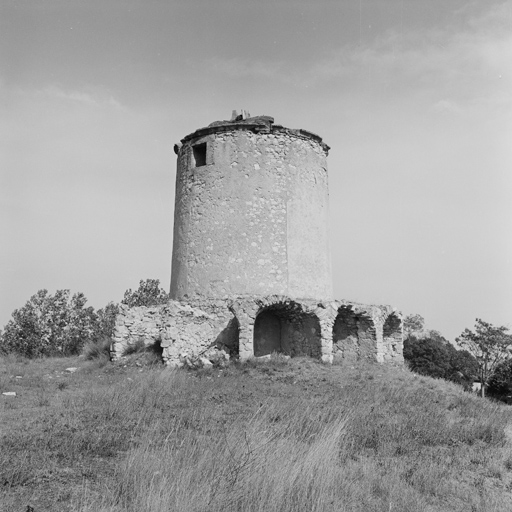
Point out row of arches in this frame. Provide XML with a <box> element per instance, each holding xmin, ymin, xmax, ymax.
<box><xmin>216</xmin><ymin>299</ymin><xmax>403</xmax><ymax>362</ymax></box>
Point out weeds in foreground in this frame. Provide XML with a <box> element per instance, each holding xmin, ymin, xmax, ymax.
<box><xmin>77</xmin><ymin>373</ymin><xmax>512</xmax><ymax>512</ymax></box>
<box><xmin>122</xmin><ymin>337</ymin><xmax>146</xmax><ymax>356</ymax></box>
<box><xmin>120</xmin><ymin>337</ymin><xmax>163</xmax><ymax>366</ymax></box>
<box><xmin>2</xmin><ymin>357</ymin><xmax>512</xmax><ymax>512</ymax></box>
<box><xmin>82</xmin><ymin>336</ymin><xmax>112</xmax><ymax>361</ymax></box>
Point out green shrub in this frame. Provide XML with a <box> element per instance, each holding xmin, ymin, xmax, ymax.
<box><xmin>0</xmin><ymin>289</ymin><xmax>98</xmax><ymax>358</ymax></box>
<box><xmin>404</xmin><ymin>335</ymin><xmax>477</xmax><ymax>389</ymax></box>
<box><xmin>82</xmin><ymin>336</ymin><xmax>112</xmax><ymax>361</ymax></box>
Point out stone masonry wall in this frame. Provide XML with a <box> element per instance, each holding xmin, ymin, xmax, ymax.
<box><xmin>111</xmin><ymin>296</ymin><xmax>403</xmax><ymax>366</ymax></box>
<box><xmin>170</xmin><ymin>120</ymin><xmax>332</xmax><ymax>301</ymax></box>
<box><xmin>112</xmin><ymin>300</ymin><xmax>236</xmax><ymax>366</ymax></box>
<box><xmin>112</xmin><ymin>115</ymin><xmax>404</xmax><ymax>367</ymax></box>
<box><xmin>382</xmin><ymin>313</ymin><xmax>404</xmax><ymax>363</ymax></box>
<box><xmin>112</xmin><ymin>304</ymin><xmax>164</xmax><ymax>355</ymax></box>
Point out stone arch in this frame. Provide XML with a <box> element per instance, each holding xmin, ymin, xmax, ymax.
<box><xmin>253</xmin><ymin>300</ymin><xmax>322</xmax><ymax>359</ymax></box>
<box><xmin>332</xmin><ymin>305</ymin><xmax>377</xmax><ymax>362</ymax></box>
<box><xmin>382</xmin><ymin>312</ymin><xmax>403</xmax><ymax>361</ymax></box>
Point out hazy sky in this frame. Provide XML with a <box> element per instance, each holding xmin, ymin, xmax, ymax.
<box><xmin>1</xmin><ymin>0</ymin><xmax>511</xmax><ymax>341</ymax></box>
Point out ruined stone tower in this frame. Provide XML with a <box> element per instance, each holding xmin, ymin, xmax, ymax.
<box><xmin>170</xmin><ymin>114</ymin><xmax>332</xmax><ymax>301</ymax></box>
<box><xmin>112</xmin><ymin>112</ymin><xmax>404</xmax><ymax>366</ymax></box>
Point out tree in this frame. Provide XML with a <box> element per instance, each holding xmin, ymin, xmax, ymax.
<box><xmin>403</xmin><ymin>314</ymin><xmax>425</xmax><ymax>339</ymax></box>
<box><xmin>95</xmin><ymin>302</ymin><xmax>120</xmax><ymax>339</ymax></box>
<box><xmin>121</xmin><ymin>279</ymin><xmax>169</xmax><ymax>308</ymax></box>
<box><xmin>487</xmin><ymin>358</ymin><xmax>512</xmax><ymax>400</ymax></box>
<box><xmin>404</xmin><ymin>335</ymin><xmax>478</xmax><ymax>390</ymax></box>
<box><xmin>456</xmin><ymin>319</ymin><xmax>512</xmax><ymax>398</ymax></box>
<box><xmin>0</xmin><ymin>289</ymin><xmax>98</xmax><ymax>357</ymax></box>
<box><xmin>445</xmin><ymin>343</ymin><xmax>479</xmax><ymax>390</ymax></box>
<box><xmin>404</xmin><ymin>335</ymin><xmax>451</xmax><ymax>379</ymax></box>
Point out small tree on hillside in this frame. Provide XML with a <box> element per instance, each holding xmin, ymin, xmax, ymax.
<box><xmin>403</xmin><ymin>314</ymin><xmax>425</xmax><ymax>339</ymax></box>
<box><xmin>95</xmin><ymin>301</ymin><xmax>120</xmax><ymax>339</ymax></box>
<box><xmin>456</xmin><ymin>319</ymin><xmax>512</xmax><ymax>398</ymax></box>
<box><xmin>404</xmin><ymin>335</ymin><xmax>477</xmax><ymax>390</ymax></box>
<box><xmin>487</xmin><ymin>359</ymin><xmax>512</xmax><ymax>400</ymax></box>
<box><xmin>445</xmin><ymin>343</ymin><xmax>479</xmax><ymax>390</ymax></box>
<box><xmin>0</xmin><ymin>289</ymin><xmax>98</xmax><ymax>357</ymax></box>
<box><xmin>404</xmin><ymin>335</ymin><xmax>451</xmax><ymax>379</ymax></box>
<box><xmin>121</xmin><ymin>279</ymin><xmax>169</xmax><ymax>308</ymax></box>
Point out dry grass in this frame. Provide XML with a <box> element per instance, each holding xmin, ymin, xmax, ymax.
<box><xmin>1</xmin><ymin>355</ymin><xmax>512</xmax><ymax>512</ymax></box>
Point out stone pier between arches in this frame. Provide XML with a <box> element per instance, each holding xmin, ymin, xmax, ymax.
<box><xmin>111</xmin><ymin>295</ymin><xmax>403</xmax><ymax>366</ymax></box>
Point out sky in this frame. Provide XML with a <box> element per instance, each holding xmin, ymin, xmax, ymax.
<box><xmin>1</xmin><ymin>0</ymin><xmax>511</xmax><ymax>342</ymax></box>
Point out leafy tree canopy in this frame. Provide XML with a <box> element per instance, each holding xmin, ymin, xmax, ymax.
<box><xmin>0</xmin><ymin>289</ymin><xmax>98</xmax><ymax>357</ymax></box>
<box><xmin>456</xmin><ymin>319</ymin><xmax>512</xmax><ymax>397</ymax></box>
<box><xmin>95</xmin><ymin>302</ymin><xmax>119</xmax><ymax>339</ymax></box>
<box><xmin>487</xmin><ymin>359</ymin><xmax>512</xmax><ymax>399</ymax></box>
<box><xmin>121</xmin><ymin>279</ymin><xmax>169</xmax><ymax>308</ymax></box>
<box><xmin>404</xmin><ymin>335</ymin><xmax>478</xmax><ymax>390</ymax></box>
<box><xmin>403</xmin><ymin>314</ymin><xmax>425</xmax><ymax>338</ymax></box>
<box><xmin>0</xmin><ymin>279</ymin><xmax>170</xmax><ymax>358</ymax></box>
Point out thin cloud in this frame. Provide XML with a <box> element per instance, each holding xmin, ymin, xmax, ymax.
<box><xmin>432</xmin><ymin>99</ymin><xmax>463</xmax><ymax>115</ymax></box>
<box><xmin>205</xmin><ymin>56</ymin><xmax>286</xmax><ymax>80</ymax></box>
<box><xmin>308</xmin><ymin>1</ymin><xmax>512</xmax><ymax>109</ymax></box>
<box><xmin>18</xmin><ymin>85</ymin><xmax>128</xmax><ymax>111</ymax></box>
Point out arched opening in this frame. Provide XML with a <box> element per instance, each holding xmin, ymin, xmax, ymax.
<box><xmin>333</xmin><ymin>306</ymin><xmax>376</xmax><ymax>362</ymax></box>
<box><xmin>383</xmin><ymin>313</ymin><xmax>402</xmax><ymax>359</ymax></box>
<box><xmin>253</xmin><ymin>302</ymin><xmax>321</xmax><ymax>358</ymax></box>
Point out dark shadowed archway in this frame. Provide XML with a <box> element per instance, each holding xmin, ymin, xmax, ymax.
<box><xmin>332</xmin><ymin>306</ymin><xmax>377</xmax><ymax>362</ymax></box>
<box><xmin>253</xmin><ymin>302</ymin><xmax>321</xmax><ymax>358</ymax></box>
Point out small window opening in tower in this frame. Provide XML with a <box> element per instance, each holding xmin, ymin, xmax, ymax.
<box><xmin>193</xmin><ymin>143</ymin><xmax>207</xmax><ymax>167</ymax></box>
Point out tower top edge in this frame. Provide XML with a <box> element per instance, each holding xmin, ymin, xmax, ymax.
<box><xmin>179</xmin><ymin>115</ymin><xmax>330</xmax><ymax>155</ymax></box>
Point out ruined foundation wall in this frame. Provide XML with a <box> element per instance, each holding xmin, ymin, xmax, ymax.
<box><xmin>112</xmin><ymin>300</ymin><xmax>236</xmax><ymax>365</ymax></box>
<box><xmin>113</xmin><ymin>115</ymin><xmax>404</xmax><ymax>367</ymax></box>
<box><xmin>111</xmin><ymin>297</ymin><xmax>403</xmax><ymax>367</ymax></box>
<box><xmin>112</xmin><ymin>304</ymin><xmax>164</xmax><ymax>356</ymax></box>
<box><xmin>171</xmin><ymin>121</ymin><xmax>332</xmax><ymax>301</ymax></box>
<box><xmin>280</xmin><ymin>315</ymin><xmax>322</xmax><ymax>359</ymax></box>
<box><xmin>382</xmin><ymin>313</ymin><xmax>404</xmax><ymax>363</ymax></box>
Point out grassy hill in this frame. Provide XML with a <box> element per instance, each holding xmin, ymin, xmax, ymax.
<box><xmin>1</xmin><ymin>353</ymin><xmax>512</xmax><ymax>512</ymax></box>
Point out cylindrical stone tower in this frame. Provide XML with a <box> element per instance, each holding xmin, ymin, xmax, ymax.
<box><xmin>170</xmin><ymin>113</ymin><xmax>332</xmax><ymax>301</ymax></box>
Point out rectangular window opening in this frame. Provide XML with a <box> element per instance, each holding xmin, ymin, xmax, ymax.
<box><xmin>193</xmin><ymin>143</ymin><xmax>207</xmax><ymax>167</ymax></box>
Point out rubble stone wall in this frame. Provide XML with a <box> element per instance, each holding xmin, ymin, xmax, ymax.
<box><xmin>112</xmin><ymin>300</ymin><xmax>236</xmax><ymax>366</ymax></box>
<box><xmin>171</xmin><ymin>119</ymin><xmax>332</xmax><ymax>302</ymax></box>
<box><xmin>111</xmin><ymin>296</ymin><xmax>403</xmax><ymax>367</ymax></box>
<box><xmin>382</xmin><ymin>312</ymin><xmax>404</xmax><ymax>363</ymax></box>
<box><xmin>112</xmin><ymin>115</ymin><xmax>404</xmax><ymax>367</ymax></box>
<box><xmin>112</xmin><ymin>304</ymin><xmax>164</xmax><ymax>356</ymax></box>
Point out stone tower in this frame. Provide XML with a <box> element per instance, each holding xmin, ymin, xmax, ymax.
<box><xmin>170</xmin><ymin>113</ymin><xmax>332</xmax><ymax>301</ymax></box>
<box><xmin>112</xmin><ymin>112</ymin><xmax>404</xmax><ymax>366</ymax></box>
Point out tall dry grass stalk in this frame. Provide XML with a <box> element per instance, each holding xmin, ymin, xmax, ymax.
<box><xmin>76</xmin><ymin>364</ymin><xmax>512</xmax><ymax>512</ymax></box>
<box><xmin>3</xmin><ymin>355</ymin><xmax>512</xmax><ymax>512</ymax></box>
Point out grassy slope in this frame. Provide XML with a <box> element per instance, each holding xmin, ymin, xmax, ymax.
<box><xmin>1</xmin><ymin>354</ymin><xmax>512</xmax><ymax>512</ymax></box>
